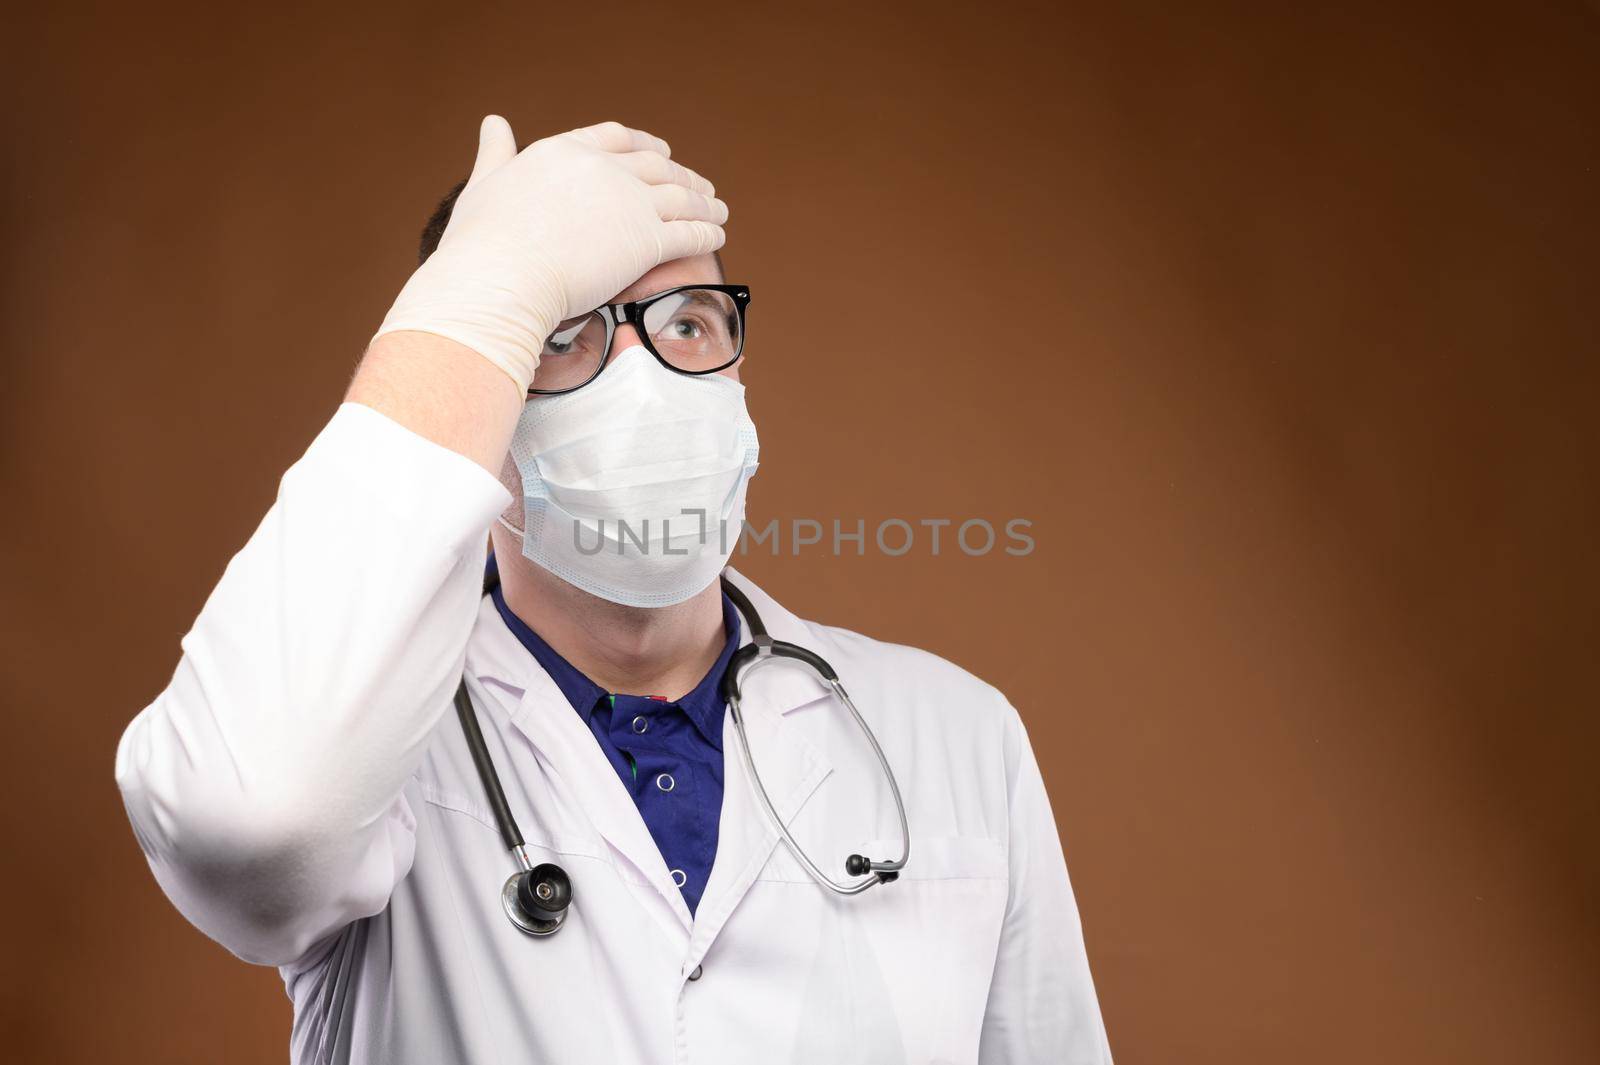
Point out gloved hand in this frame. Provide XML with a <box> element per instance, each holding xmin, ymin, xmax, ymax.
<box><xmin>374</xmin><ymin>116</ymin><xmax>728</xmax><ymax>394</ymax></box>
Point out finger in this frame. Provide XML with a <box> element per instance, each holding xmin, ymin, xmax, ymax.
<box><xmin>658</xmin><ymin>219</ymin><xmax>727</xmax><ymax>261</ymax></box>
<box><xmin>613</xmin><ymin>151</ymin><xmax>716</xmax><ymax>198</ymax></box>
<box><xmin>565</xmin><ymin>120</ymin><xmax>672</xmax><ymax>157</ymax></box>
<box><xmin>649</xmin><ymin>184</ymin><xmax>729</xmax><ymax>225</ymax></box>
<box><xmin>466</xmin><ymin>115</ymin><xmax>518</xmax><ymax>189</ymax></box>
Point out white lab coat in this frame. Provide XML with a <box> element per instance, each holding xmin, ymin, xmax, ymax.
<box><xmin>114</xmin><ymin>403</ymin><xmax>1113</xmax><ymax>1064</ymax></box>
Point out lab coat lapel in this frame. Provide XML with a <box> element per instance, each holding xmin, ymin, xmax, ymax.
<box><xmin>686</xmin><ymin>569</ymin><xmax>834</xmax><ymax>968</ymax></box>
<box><xmin>503</xmin><ymin>668</ymin><xmax>695</xmax><ymax>935</ymax></box>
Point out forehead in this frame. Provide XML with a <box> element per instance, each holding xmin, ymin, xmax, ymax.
<box><xmin>611</xmin><ymin>254</ymin><xmax>722</xmax><ymax>304</ymax></box>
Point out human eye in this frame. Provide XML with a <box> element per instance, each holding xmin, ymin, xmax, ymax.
<box><xmin>542</xmin><ymin>314</ymin><xmax>603</xmax><ymax>358</ymax></box>
<box><xmin>665</xmin><ymin>315</ymin><xmax>707</xmax><ymax>341</ymax></box>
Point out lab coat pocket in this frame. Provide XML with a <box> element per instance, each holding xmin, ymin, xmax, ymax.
<box><xmin>861</xmin><ymin>834</ymin><xmax>1007</xmax><ymax>882</ymax></box>
<box><xmin>419</xmin><ymin>782</ymin><xmax>604</xmax><ymax>862</ymax></box>
<box><xmin>835</xmin><ymin>836</ymin><xmax>1008</xmax><ymax>1059</ymax></box>
<box><xmin>418</xmin><ymin>783</ymin><xmax>503</xmax><ymax>836</ymax></box>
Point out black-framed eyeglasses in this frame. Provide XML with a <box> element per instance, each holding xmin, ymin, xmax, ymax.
<box><xmin>528</xmin><ymin>283</ymin><xmax>751</xmax><ymax>395</ymax></box>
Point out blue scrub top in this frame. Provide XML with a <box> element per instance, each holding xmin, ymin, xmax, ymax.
<box><xmin>490</xmin><ymin>571</ymin><xmax>739</xmax><ymax>915</ymax></box>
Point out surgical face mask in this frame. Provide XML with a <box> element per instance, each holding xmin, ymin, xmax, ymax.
<box><xmin>498</xmin><ymin>345</ymin><xmax>760</xmax><ymax>608</ymax></box>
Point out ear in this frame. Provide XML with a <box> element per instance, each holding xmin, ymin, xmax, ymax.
<box><xmin>495</xmin><ymin>450</ymin><xmax>523</xmax><ymax>524</ymax></box>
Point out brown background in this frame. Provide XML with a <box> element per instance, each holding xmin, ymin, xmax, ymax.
<box><xmin>2</xmin><ymin>1</ymin><xmax>1596</xmax><ymax>1062</ymax></box>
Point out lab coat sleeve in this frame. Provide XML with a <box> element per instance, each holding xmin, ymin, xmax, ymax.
<box><xmin>114</xmin><ymin>402</ymin><xmax>511</xmax><ymax>968</ymax></box>
<box><xmin>978</xmin><ymin>702</ymin><xmax>1115</xmax><ymax>1064</ymax></box>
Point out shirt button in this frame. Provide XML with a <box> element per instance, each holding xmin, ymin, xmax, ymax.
<box><xmin>656</xmin><ymin>772</ymin><xmax>676</xmax><ymax>793</ymax></box>
<box><xmin>632</xmin><ymin>715</ymin><xmax>649</xmax><ymax>734</ymax></box>
<box><xmin>687</xmin><ymin>964</ymin><xmax>703</xmax><ymax>981</ymax></box>
<box><xmin>669</xmin><ymin>868</ymin><xmax>687</xmax><ymax>888</ymax></box>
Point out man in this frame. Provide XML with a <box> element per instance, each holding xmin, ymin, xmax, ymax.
<box><xmin>114</xmin><ymin>115</ymin><xmax>1113</xmax><ymax>1064</ymax></box>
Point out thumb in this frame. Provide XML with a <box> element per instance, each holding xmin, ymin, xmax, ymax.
<box><xmin>465</xmin><ymin>114</ymin><xmax>518</xmax><ymax>189</ymax></box>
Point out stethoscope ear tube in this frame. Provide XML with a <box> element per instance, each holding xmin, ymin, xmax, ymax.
<box><xmin>718</xmin><ymin>640</ymin><xmax>841</xmax><ymax>706</ymax></box>
<box><xmin>720</xmin><ymin>583</ymin><xmax>912</xmax><ymax>896</ymax></box>
<box><xmin>718</xmin><ymin>582</ymin><xmax>840</xmax><ymax>699</ymax></box>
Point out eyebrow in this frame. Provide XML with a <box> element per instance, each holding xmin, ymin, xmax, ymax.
<box><xmin>651</xmin><ymin>288</ymin><xmax>737</xmax><ymax>336</ymax></box>
<box><xmin>672</xmin><ymin>289</ymin><xmax>724</xmax><ymax>308</ymax></box>
<box><xmin>617</xmin><ymin>283</ymin><xmax>720</xmax><ymax>306</ymax></box>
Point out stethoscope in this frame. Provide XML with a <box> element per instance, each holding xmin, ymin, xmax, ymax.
<box><xmin>453</xmin><ymin>572</ymin><xmax>911</xmax><ymax>936</ymax></box>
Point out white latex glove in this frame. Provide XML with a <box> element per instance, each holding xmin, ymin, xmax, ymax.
<box><xmin>374</xmin><ymin>116</ymin><xmax>728</xmax><ymax>394</ymax></box>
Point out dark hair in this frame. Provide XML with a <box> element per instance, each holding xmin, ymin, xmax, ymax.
<box><xmin>418</xmin><ymin>178</ymin><xmax>726</xmax><ymax>281</ymax></box>
<box><xmin>418</xmin><ymin>180</ymin><xmax>469</xmax><ymax>265</ymax></box>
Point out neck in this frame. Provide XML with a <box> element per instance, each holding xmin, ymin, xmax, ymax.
<box><xmin>492</xmin><ymin>533</ymin><xmax>726</xmax><ymax>701</ymax></box>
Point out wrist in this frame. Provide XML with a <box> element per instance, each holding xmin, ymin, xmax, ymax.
<box><xmin>375</xmin><ymin>250</ymin><xmax>560</xmax><ymax>394</ymax></box>
<box><xmin>348</xmin><ymin>331</ymin><xmax>526</xmax><ymax>474</ymax></box>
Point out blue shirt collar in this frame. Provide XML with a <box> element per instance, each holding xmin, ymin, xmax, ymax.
<box><xmin>489</xmin><ymin>571</ymin><xmax>741</xmax><ymax>750</ymax></box>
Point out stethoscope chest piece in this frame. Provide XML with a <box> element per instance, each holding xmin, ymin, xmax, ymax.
<box><xmin>502</xmin><ymin>863</ymin><xmax>572</xmax><ymax>936</ymax></box>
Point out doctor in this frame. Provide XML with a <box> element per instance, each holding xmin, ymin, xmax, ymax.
<box><xmin>114</xmin><ymin>116</ymin><xmax>1113</xmax><ymax>1064</ymax></box>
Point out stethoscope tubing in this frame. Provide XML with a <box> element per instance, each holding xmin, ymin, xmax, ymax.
<box><xmin>452</xmin><ymin>681</ymin><xmax>535</xmax><ymax>874</ymax></box>
<box><xmin>455</xmin><ymin>570</ymin><xmax>912</xmax><ymax>935</ymax></box>
<box><xmin>727</xmin><ymin>658</ymin><xmax>910</xmax><ymax>894</ymax></box>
